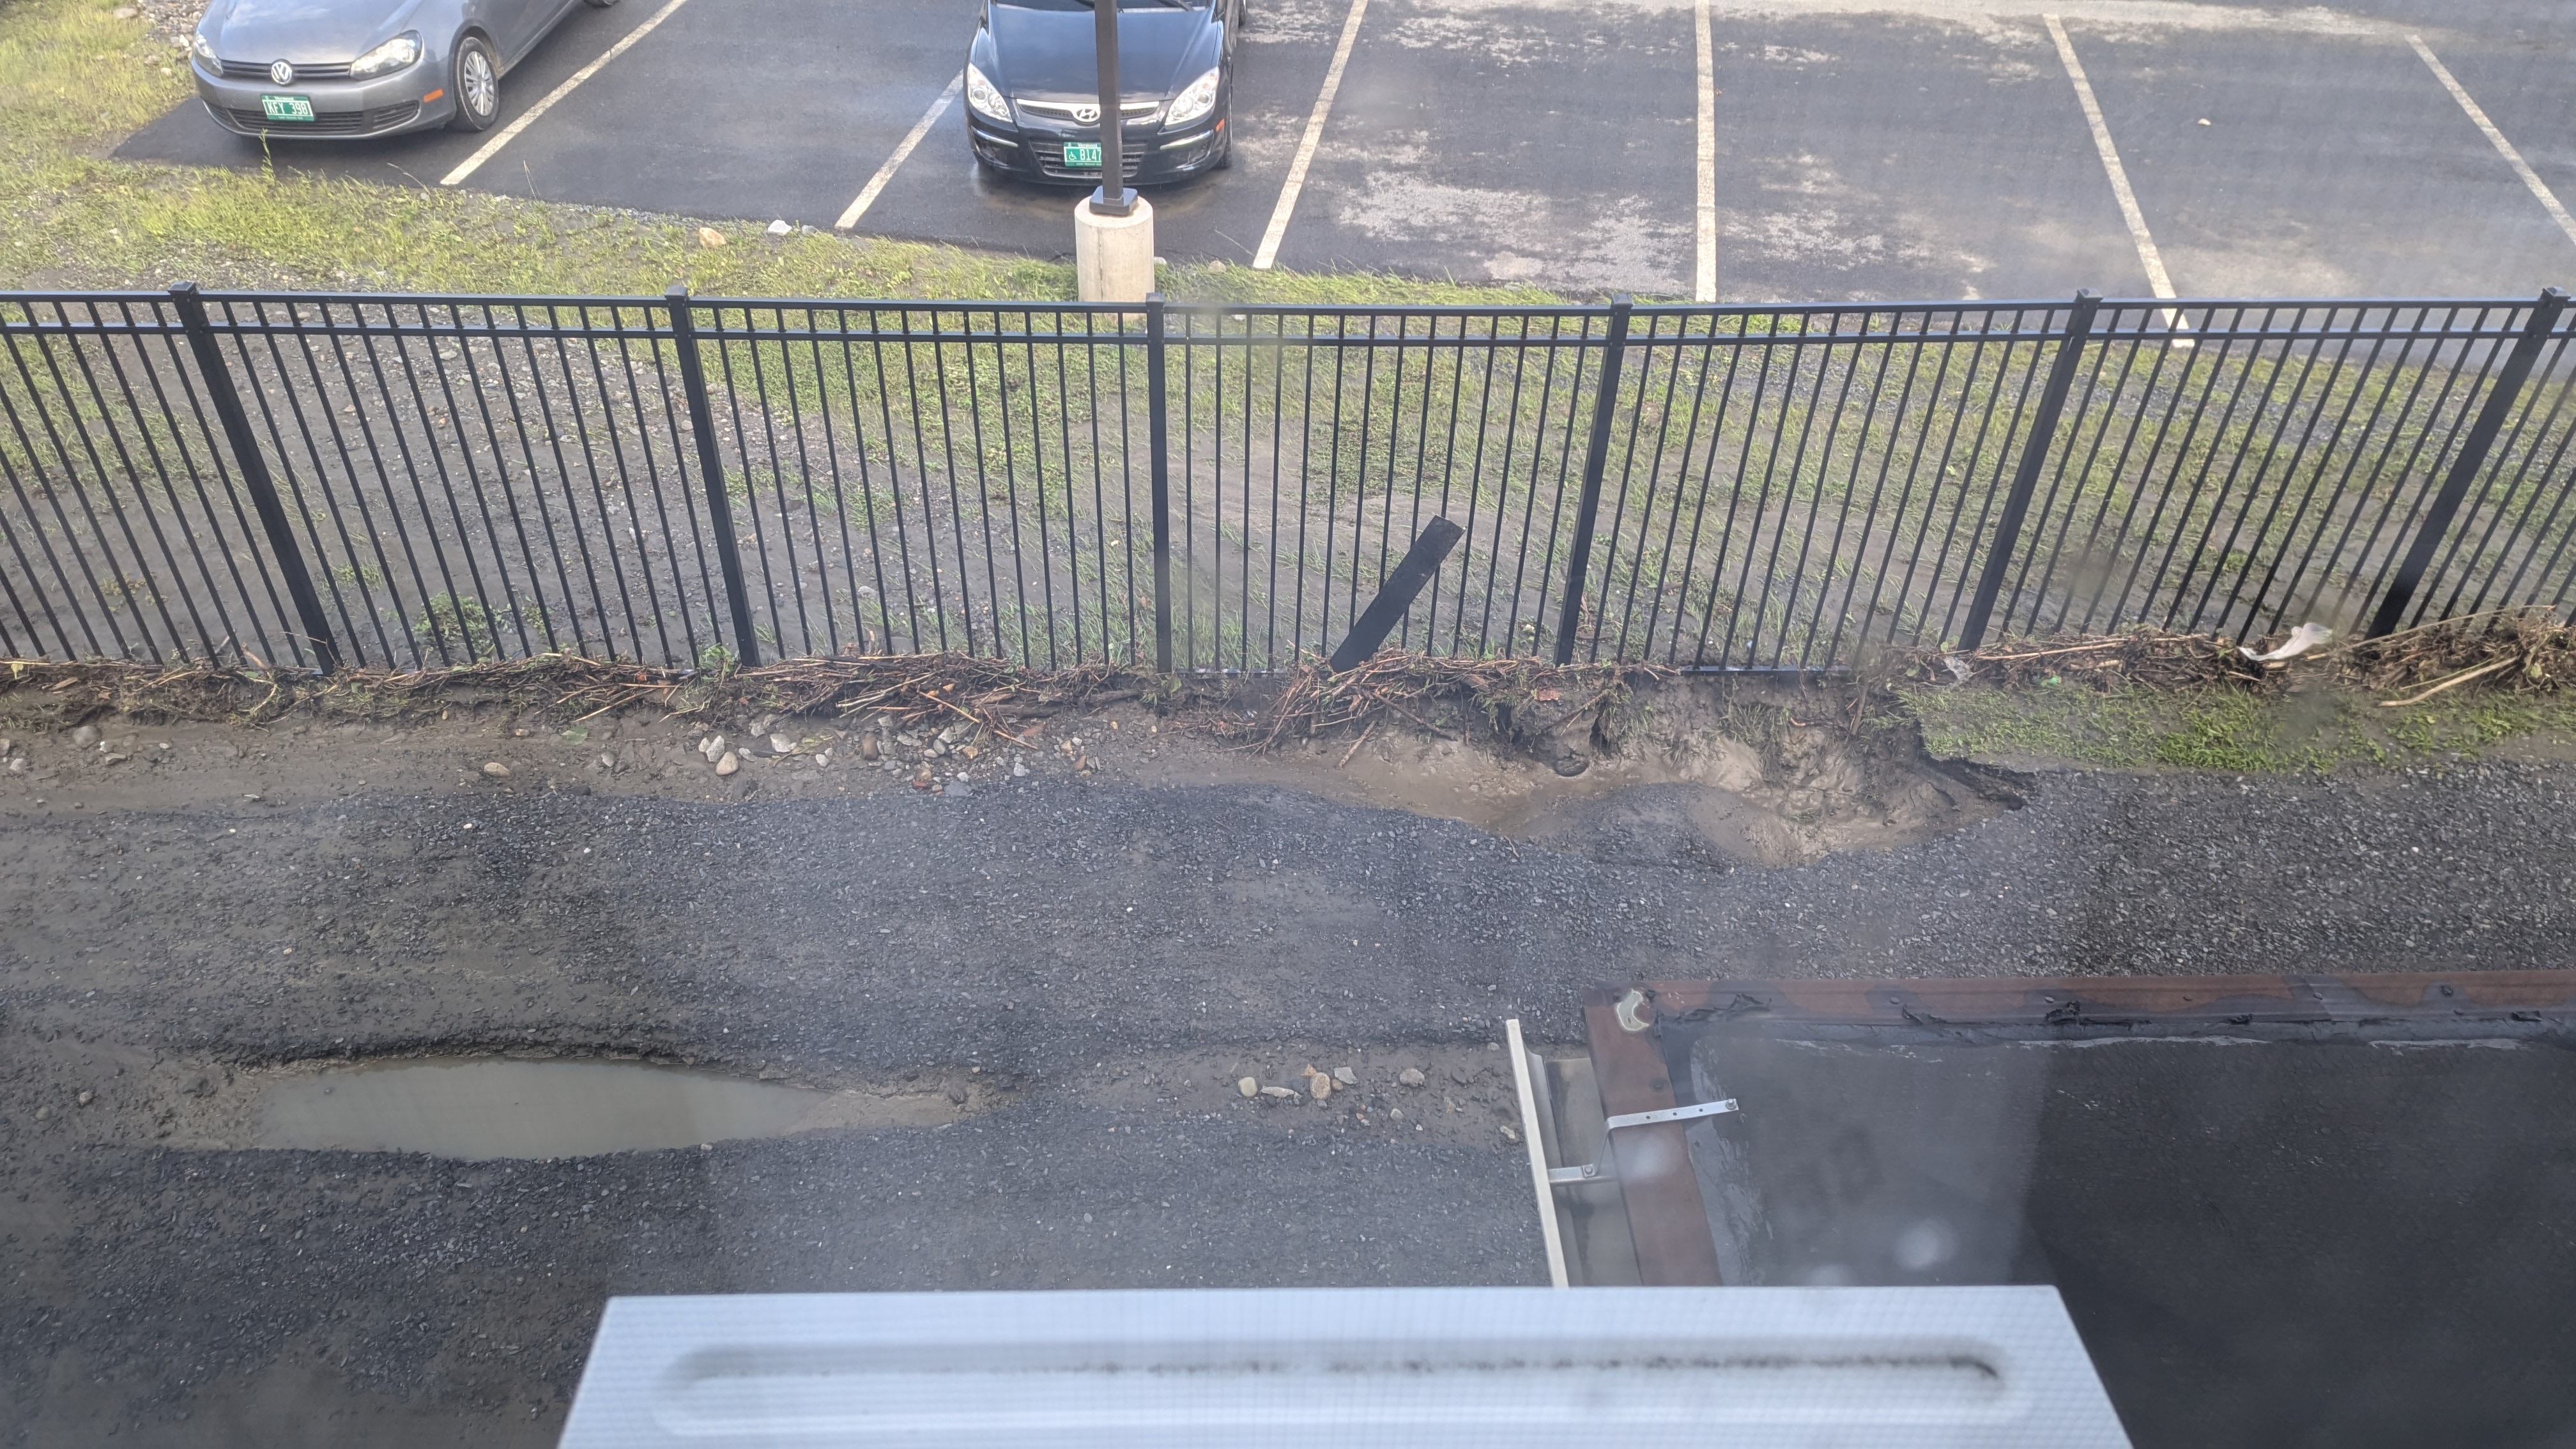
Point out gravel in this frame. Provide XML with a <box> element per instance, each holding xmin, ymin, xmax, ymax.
<box><xmin>4</xmin><ymin>753</ymin><xmax>2572</xmax><ymax>1442</ymax></box>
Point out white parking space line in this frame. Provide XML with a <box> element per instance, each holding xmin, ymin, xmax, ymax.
<box><xmin>440</xmin><ymin>0</ymin><xmax>696</xmax><ymax>187</ymax></box>
<box><xmin>2045</xmin><ymin>16</ymin><xmax>2186</xmax><ymax>335</ymax></box>
<box><xmin>2408</xmin><ymin>34</ymin><xmax>2576</xmax><ymax>254</ymax></box>
<box><xmin>1252</xmin><ymin>0</ymin><xmax>1371</xmax><ymax>271</ymax></box>
<box><xmin>837</xmin><ymin>73</ymin><xmax>964</xmax><ymax>232</ymax></box>
<box><xmin>1694</xmin><ymin>0</ymin><xmax>1717</xmax><ymax>302</ymax></box>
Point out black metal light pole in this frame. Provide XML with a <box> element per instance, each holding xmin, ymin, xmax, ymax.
<box><xmin>1090</xmin><ymin>0</ymin><xmax>1132</xmax><ymax>216</ymax></box>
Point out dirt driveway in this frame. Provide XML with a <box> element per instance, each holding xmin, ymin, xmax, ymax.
<box><xmin>3</xmin><ymin>688</ymin><xmax>2572</xmax><ymax>1444</ymax></box>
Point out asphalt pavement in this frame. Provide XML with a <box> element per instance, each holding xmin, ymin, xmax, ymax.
<box><xmin>113</xmin><ymin>0</ymin><xmax>2576</xmax><ymax>298</ymax></box>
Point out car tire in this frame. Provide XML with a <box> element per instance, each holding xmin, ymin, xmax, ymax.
<box><xmin>582</xmin><ymin>0</ymin><xmax>620</xmax><ymax>8</ymax></box>
<box><xmin>447</xmin><ymin>35</ymin><xmax>500</xmax><ymax>132</ymax></box>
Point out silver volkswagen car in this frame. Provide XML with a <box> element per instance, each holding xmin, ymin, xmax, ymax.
<box><xmin>188</xmin><ymin>0</ymin><xmax>617</xmax><ymax>139</ymax></box>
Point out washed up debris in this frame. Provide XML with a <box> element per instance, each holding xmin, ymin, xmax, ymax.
<box><xmin>2241</xmin><ymin>622</ymin><xmax>2332</xmax><ymax>663</ymax></box>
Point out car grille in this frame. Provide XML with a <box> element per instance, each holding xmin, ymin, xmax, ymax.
<box><xmin>1016</xmin><ymin>98</ymin><xmax>1162</xmax><ymax>124</ymax></box>
<box><xmin>224</xmin><ymin>100</ymin><xmax>420</xmax><ymax>134</ymax></box>
<box><xmin>1032</xmin><ymin>141</ymin><xmax>1145</xmax><ymax>181</ymax></box>
<box><xmin>219</xmin><ymin>59</ymin><xmax>355</xmax><ymax>81</ymax></box>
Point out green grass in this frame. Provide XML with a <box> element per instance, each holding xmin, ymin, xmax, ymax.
<box><xmin>1901</xmin><ymin>678</ymin><xmax>2576</xmax><ymax>774</ymax></box>
<box><xmin>0</xmin><ymin>0</ymin><xmax>1572</xmax><ymax>303</ymax></box>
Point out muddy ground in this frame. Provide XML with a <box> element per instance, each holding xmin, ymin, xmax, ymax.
<box><xmin>3</xmin><ymin>680</ymin><xmax>2573</xmax><ymax>1445</ymax></box>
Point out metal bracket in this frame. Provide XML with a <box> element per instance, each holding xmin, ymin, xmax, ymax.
<box><xmin>1604</xmin><ymin>1098</ymin><xmax>1738</xmax><ymax>1131</ymax></box>
<box><xmin>1545</xmin><ymin>1099</ymin><xmax>1742</xmax><ymax>1188</ymax></box>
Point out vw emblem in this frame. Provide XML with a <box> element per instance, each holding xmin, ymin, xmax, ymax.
<box><xmin>269</xmin><ymin>59</ymin><xmax>294</xmax><ymax>84</ymax></box>
<box><xmin>1071</xmin><ymin>103</ymin><xmax>1100</xmax><ymax>125</ymax></box>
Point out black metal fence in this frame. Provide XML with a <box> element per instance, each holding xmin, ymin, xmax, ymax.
<box><xmin>4</xmin><ymin>284</ymin><xmax>2571</xmax><ymax>675</ymax></box>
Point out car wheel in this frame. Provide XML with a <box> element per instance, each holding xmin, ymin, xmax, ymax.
<box><xmin>582</xmin><ymin>0</ymin><xmax>620</xmax><ymax>8</ymax></box>
<box><xmin>447</xmin><ymin>35</ymin><xmax>500</xmax><ymax>132</ymax></box>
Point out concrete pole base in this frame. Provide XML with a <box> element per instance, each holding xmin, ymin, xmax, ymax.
<box><xmin>1074</xmin><ymin>194</ymin><xmax>1156</xmax><ymax>303</ymax></box>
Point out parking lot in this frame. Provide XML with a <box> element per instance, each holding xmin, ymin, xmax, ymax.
<box><xmin>118</xmin><ymin>0</ymin><xmax>2576</xmax><ymax>299</ymax></box>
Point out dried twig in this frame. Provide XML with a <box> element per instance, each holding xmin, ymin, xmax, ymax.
<box><xmin>2377</xmin><ymin>656</ymin><xmax>2516</xmax><ymax>708</ymax></box>
<box><xmin>1335</xmin><ymin>718</ymin><xmax>1377</xmax><ymax>768</ymax></box>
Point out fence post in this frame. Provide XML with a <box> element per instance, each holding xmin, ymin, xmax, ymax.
<box><xmin>1957</xmin><ymin>290</ymin><xmax>2101</xmax><ymax>653</ymax></box>
<box><xmin>1554</xmin><ymin>294</ymin><xmax>1632</xmax><ymax>665</ymax></box>
<box><xmin>1146</xmin><ymin>293</ymin><xmax>1174</xmax><ymax>673</ymax></box>
<box><xmin>666</xmin><ymin>286</ymin><xmax>761</xmax><ymax>668</ymax></box>
<box><xmin>169</xmin><ymin>282</ymin><xmax>340</xmax><ymax>673</ymax></box>
<box><xmin>2367</xmin><ymin>287</ymin><xmax>2568</xmax><ymax>638</ymax></box>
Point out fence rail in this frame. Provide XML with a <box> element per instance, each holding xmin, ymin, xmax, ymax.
<box><xmin>4</xmin><ymin>284</ymin><xmax>2571</xmax><ymax>675</ymax></box>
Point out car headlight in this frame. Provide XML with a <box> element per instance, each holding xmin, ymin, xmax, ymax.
<box><xmin>348</xmin><ymin>31</ymin><xmax>421</xmax><ymax>79</ymax></box>
<box><xmin>965</xmin><ymin>63</ymin><xmax>1011</xmax><ymax>124</ymax></box>
<box><xmin>1163</xmin><ymin>66</ymin><xmax>1220</xmax><ymax>128</ymax></box>
<box><xmin>190</xmin><ymin>32</ymin><xmax>218</xmax><ymax>68</ymax></box>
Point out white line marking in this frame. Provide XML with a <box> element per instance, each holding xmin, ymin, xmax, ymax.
<box><xmin>2408</xmin><ymin>33</ymin><xmax>2576</xmax><ymax>252</ymax></box>
<box><xmin>1252</xmin><ymin>0</ymin><xmax>1371</xmax><ymax>270</ymax></box>
<box><xmin>838</xmin><ymin>73</ymin><xmax>964</xmax><ymax>231</ymax></box>
<box><xmin>440</xmin><ymin>0</ymin><xmax>696</xmax><ymax>187</ymax></box>
<box><xmin>2045</xmin><ymin>15</ymin><xmax>2173</xmax><ymax>298</ymax></box>
<box><xmin>1694</xmin><ymin>0</ymin><xmax>1717</xmax><ymax>302</ymax></box>
<box><xmin>2045</xmin><ymin>15</ymin><xmax>2188</xmax><ymax>338</ymax></box>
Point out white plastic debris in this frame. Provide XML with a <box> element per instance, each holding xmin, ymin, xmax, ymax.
<box><xmin>2241</xmin><ymin>622</ymin><xmax>2332</xmax><ymax>663</ymax></box>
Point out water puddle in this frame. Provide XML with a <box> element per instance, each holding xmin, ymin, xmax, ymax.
<box><xmin>252</xmin><ymin>1058</ymin><xmax>977</xmax><ymax>1159</ymax></box>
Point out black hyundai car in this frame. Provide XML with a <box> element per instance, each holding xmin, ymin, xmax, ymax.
<box><xmin>964</xmin><ymin>0</ymin><xmax>1239</xmax><ymax>185</ymax></box>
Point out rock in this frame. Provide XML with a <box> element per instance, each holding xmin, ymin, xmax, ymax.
<box><xmin>1399</xmin><ymin>1068</ymin><xmax>1425</xmax><ymax>1087</ymax></box>
<box><xmin>859</xmin><ymin>735</ymin><xmax>880</xmax><ymax>761</ymax></box>
<box><xmin>1309</xmin><ymin>1073</ymin><xmax>1332</xmax><ymax>1101</ymax></box>
<box><xmin>32</xmin><ymin>1106</ymin><xmax>47</xmax><ymax>1121</ymax></box>
<box><xmin>1259</xmin><ymin>1085</ymin><xmax>1298</xmax><ymax>1100</ymax></box>
<box><xmin>1208</xmin><ymin>259</ymin><xmax>1228</xmax><ymax>273</ymax></box>
<box><xmin>481</xmin><ymin>762</ymin><xmax>510</xmax><ymax>778</ymax></box>
<box><xmin>102</xmin><ymin>753</ymin><xmax>128</xmax><ymax>765</ymax></box>
<box><xmin>715</xmin><ymin>751</ymin><xmax>739</xmax><ymax>776</ymax></box>
<box><xmin>766</xmin><ymin>218</ymin><xmax>792</xmax><ymax>237</ymax></box>
<box><xmin>698</xmin><ymin>226</ymin><xmax>727</xmax><ymax>248</ymax></box>
<box><xmin>1450</xmin><ymin>1063</ymin><xmax>1473</xmax><ymax>1084</ymax></box>
<box><xmin>1011</xmin><ymin>759</ymin><xmax>1027</xmax><ymax>778</ymax></box>
<box><xmin>946</xmin><ymin>780</ymin><xmax>972</xmax><ymax>798</ymax></box>
<box><xmin>1501</xmin><ymin>1124</ymin><xmax>1520</xmax><ymax>1143</ymax></box>
<box><xmin>597</xmin><ymin>753</ymin><xmax>617</xmax><ymax>771</ymax></box>
<box><xmin>813</xmin><ymin>751</ymin><xmax>831</xmax><ymax>767</ymax></box>
<box><xmin>1333</xmin><ymin>1066</ymin><xmax>1358</xmax><ymax>1085</ymax></box>
<box><xmin>700</xmin><ymin>735</ymin><xmax>724</xmax><ymax>760</ymax></box>
<box><xmin>1551</xmin><ymin>747</ymin><xmax>1590</xmax><ymax>778</ymax></box>
<box><xmin>1236</xmin><ymin>1077</ymin><xmax>1257</xmax><ymax>1098</ymax></box>
<box><xmin>70</xmin><ymin>726</ymin><xmax>98</xmax><ymax>746</ymax></box>
<box><xmin>77</xmin><ymin>1091</ymin><xmax>93</xmax><ymax>1107</ymax></box>
<box><xmin>770</xmin><ymin>733</ymin><xmax>794</xmax><ymax>755</ymax></box>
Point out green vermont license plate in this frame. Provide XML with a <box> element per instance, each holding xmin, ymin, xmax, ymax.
<box><xmin>259</xmin><ymin>94</ymin><xmax>315</xmax><ymax>122</ymax></box>
<box><xmin>1061</xmin><ymin>141</ymin><xmax>1101</xmax><ymax>168</ymax></box>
